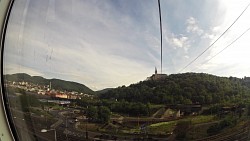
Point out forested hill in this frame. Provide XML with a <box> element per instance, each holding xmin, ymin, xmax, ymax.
<box><xmin>99</xmin><ymin>73</ymin><xmax>250</xmax><ymax>105</ymax></box>
<box><xmin>4</xmin><ymin>73</ymin><xmax>95</xmax><ymax>94</ymax></box>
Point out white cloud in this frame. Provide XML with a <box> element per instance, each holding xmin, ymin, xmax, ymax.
<box><xmin>186</xmin><ymin>17</ymin><xmax>204</xmax><ymax>35</ymax></box>
<box><xmin>202</xmin><ymin>33</ymin><xmax>215</xmax><ymax>40</ymax></box>
<box><xmin>4</xmin><ymin>0</ymin><xmax>160</xmax><ymax>90</ymax></box>
<box><xmin>171</xmin><ymin>36</ymin><xmax>189</xmax><ymax>50</ymax></box>
<box><xmin>212</xmin><ymin>26</ymin><xmax>221</xmax><ymax>33</ymax></box>
<box><xmin>196</xmin><ymin>0</ymin><xmax>250</xmax><ymax>78</ymax></box>
<box><xmin>5</xmin><ymin>0</ymin><xmax>250</xmax><ymax>90</ymax></box>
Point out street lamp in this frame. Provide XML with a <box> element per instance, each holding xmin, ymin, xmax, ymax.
<box><xmin>41</xmin><ymin>129</ymin><xmax>57</xmax><ymax>141</ymax></box>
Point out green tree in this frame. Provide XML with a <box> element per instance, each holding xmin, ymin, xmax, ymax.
<box><xmin>98</xmin><ymin>106</ymin><xmax>111</xmax><ymax>123</ymax></box>
<box><xmin>247</xmin><ymin>104</ymin><xmax>250</xmax><ymax>116</ymax></box>
<box><xmin>205</xmin><ymin>95</ymin><xmax>212</xmax><ymax>104</ymax></box>
<box><xmin>87</xmin><ymin>106</ymin><xmax>98</xmax><ymax>121</ymax></box>
<box><xmin>19</xmin><ymin>94</ymin><xmax>40</xmax><ymax>112</ymax></box>
<box><xmin>183</xmin><ymin>98</ymin><xmax>192</xmax><ymax>104</ymax></box>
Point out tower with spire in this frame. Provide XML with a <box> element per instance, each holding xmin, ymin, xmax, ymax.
<box><xmin>147</xmin><ymin>67</ymin><xmax>167</xmax><ymax>81</ymax></box>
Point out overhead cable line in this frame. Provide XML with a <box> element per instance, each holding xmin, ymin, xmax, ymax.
<box><xmin>178</xmin><ymin>2</ymin><xmax>250</xmax><ymax>73</ymax></box>
<box><xmin>191</xmin><ymin>26</ymin><xmax>250</xmax><ymax>72</ymax></box>
<box><xmin>158</xmin><ymin>0</ymin><xmax>163</xmax><ymax>74</ymax></box>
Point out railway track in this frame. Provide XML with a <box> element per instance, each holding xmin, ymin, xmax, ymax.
<box><xmin>195</xmin><ymin>121</ymin><xmax>250</xmax><ymax>141</ymax></box>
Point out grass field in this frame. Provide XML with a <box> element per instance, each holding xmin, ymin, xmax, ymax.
<box><xmin>147</xmin><ymin>115</ymin><xmax>216</xmax><ymax>135</ymax></box>
<box><xmin>148</xmin><ymin>121</ymin><xmax>176</xmax><ymax>134</ymax></box>
<box><xmin>189</xmin><ymin>115</ymin><xmax>216</xmax><ymax>124</ymax></box>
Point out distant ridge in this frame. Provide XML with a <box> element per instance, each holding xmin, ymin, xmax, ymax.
<box><xmin>99</xmin><ymin>72</ymin><xmax>250</xmax><ymax>105</ymax></box>
<box><xmin>96</xmin><ymin>88</ymin><xmax>114</xmax><ymax>94</ymax></box>
<box><xmin>4</xmin><ymin>73</ymin><xmax>95</xmax><ymax>94</ymax></box>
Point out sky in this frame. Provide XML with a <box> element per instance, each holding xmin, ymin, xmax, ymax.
<box><xmin>3</xmin><ymin>0</ymin><xmax>250</xmax><ymax>90</ymax></box>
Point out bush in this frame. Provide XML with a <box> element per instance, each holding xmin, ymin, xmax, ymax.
<box><xmin>220</xmin><ymin>119</ymin><xmax>232</xmax><ymax>128</ymax></box>
<box><xmin>207</xmin><ymin>123</ymin><xmax>221</xmax><ymax>135</ymax></box>
<box><xmin>207</xmin><ymin>117</ymin><xmax>235</xmax><ymax>135</ymax></box>
<box><xmin>174</xmin><ymin>120</ymin><xmax>191</xmax><ymax>139</ymax></box>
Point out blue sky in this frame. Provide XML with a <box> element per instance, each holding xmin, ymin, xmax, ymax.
<box><xmin>4</xmin><ymin>0</ymin><xmax>250</xmax><ymax>90</ymax></box>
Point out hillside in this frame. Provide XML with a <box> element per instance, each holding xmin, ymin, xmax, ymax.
<box><xmin>96</xmin><ymin>88</ymin><xmax>114</xmax><ymax>94</ymax></box>
<box><xmin>4</xmin><ymin>73</ymin><xmax>95</xmax><ymax>94</ymax></box>
<box><xmin>99</xmin><ymin>73</ymin><xmax>250</xmax><ymax>105</ymax></box>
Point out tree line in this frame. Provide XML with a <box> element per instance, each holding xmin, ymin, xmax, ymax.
<box><xmin>99</xmin><ymin>73</ymin><xmax>250</xmax><ymax>105</ymax></box>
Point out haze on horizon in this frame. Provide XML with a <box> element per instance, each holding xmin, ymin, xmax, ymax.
<box><xmin>3</xmin><ymin>0</ymin><xmax>250</xmax><ymax>90</ymax></box>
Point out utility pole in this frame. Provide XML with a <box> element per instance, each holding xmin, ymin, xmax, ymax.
<box><xmin>158</xmin><ymin>0</ymin><xmax>163</xmax><ymax>74</ymax></box>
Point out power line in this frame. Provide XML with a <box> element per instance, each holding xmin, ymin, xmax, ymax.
<box><xmin>178</xmin><ymin>2</ymin><xmax>250</xmax><ymax>73</ymax></box>
<box><xmin>191</xmin><ymin>26</ymin><xmax>250</xmax><ymax>72</ymax></box>
<box><xmin>158</xmin><ymin>0</ymin><xmax>163</xmax><ymax>74</ymax></box>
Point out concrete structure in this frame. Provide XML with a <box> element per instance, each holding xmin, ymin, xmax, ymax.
<box><xmin>147</xmin><ymin>67</ymin><xmax>167</xmax><ymax>81</ymax></box>
<box><xmin>167</xmin><ymin>104</ymin><xmax>202</xmax><ymax>115</ymax></box>
<box><xmin>39</xmin><ymin>99</ymin><xmax>71</xmax><ymax>105</ymax></box>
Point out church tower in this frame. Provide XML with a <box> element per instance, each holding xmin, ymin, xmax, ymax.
<box><xmin>146</xmin><ymin>67</ymin><xmax>167</xmax><ymax>81</ymax></box>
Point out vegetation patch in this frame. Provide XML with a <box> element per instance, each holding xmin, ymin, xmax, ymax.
<box><xmin>29</xmin><ymin>108</ymin><xmax>53</xmax><ymax>118</ymax></box>
<box><xmin>189</xmin><ymin>115</ymin><xmax>216</xmax><ymax>124</ymax></box>
<box><xmin>78</xmin><ymin>122</ymin><xmax>100</xmax><ymax>131</ymax></box>
<box><xmin>207</xmin><ymin>116</ymin><xmax>237</xmax><ymax>135</ymax></box>
<box><xmin>148</xmin><ymin>121</ymin><xmax>176</xmax><ymax>134</ymax></box>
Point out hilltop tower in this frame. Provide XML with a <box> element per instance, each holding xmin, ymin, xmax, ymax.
<box><xmin>147</xmin><ymin>67</ymin><xmax>167</xmax><ymax>81</ymax></box>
